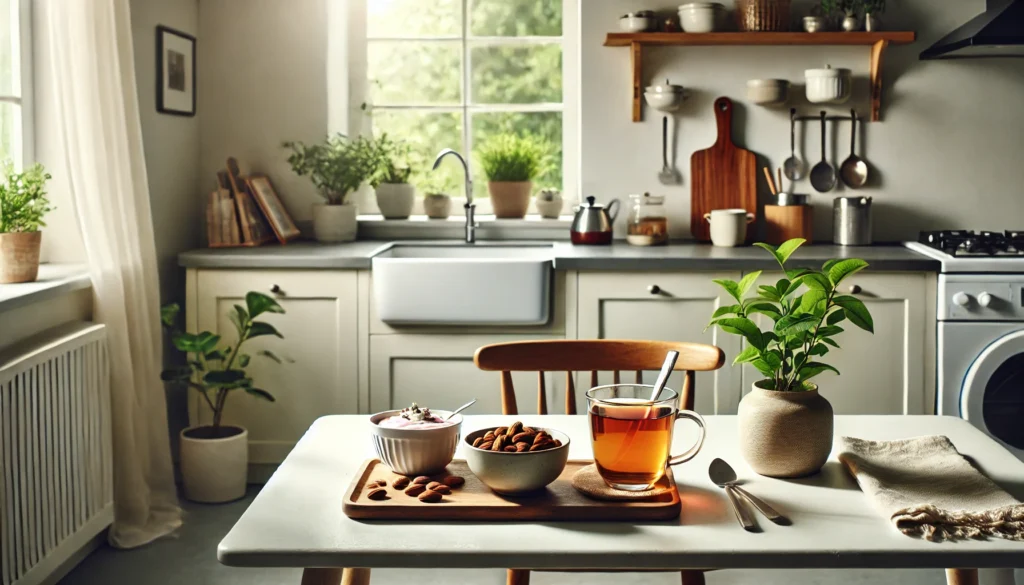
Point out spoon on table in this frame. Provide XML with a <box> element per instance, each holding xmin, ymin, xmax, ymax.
<box><xmin>445</xmin><ymin>399</ymin><xmax>477</xmax><ymax>421</ymax></box>
<box><xmin>709</xmin><ymin>458</ymin><xmax>789</xmax><ymax>526</ymax></box>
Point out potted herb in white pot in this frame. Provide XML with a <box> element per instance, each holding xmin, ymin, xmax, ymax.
<box><xmin>161</xmin><ymin>292</ymin><xmax>286</xmax><ymax>503</ymax></box>
<box><xmin>284</xmin><ymin>134</ymin><xmax>374</xmax><ymax>242</ymax></box>
<box><xmin>478</xmin><ymin>134</ymin><xmax>547</xmax><ymax>219</ymax></box>
<box><xmin>0</xmin><ymin>162</ymin><xmax>52</xmax><ymax>284</ymax></box>
<box><xmin>370</xmin><ymin>133</ymin><xmax>415</xmax><ymax>220</ymax></box>
<box><xmin>706</xmin><ymin>238</ymin><xmax>874</xmax><ymax>478</ymax></box>
<box><xmin>419</xmin><ymin>172</ymin><xmax>455</xmax><ymax>219</ymax></box>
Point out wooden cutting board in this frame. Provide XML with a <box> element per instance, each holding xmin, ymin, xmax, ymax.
<box><xmin>343</xmin><ymin>459</ymin><xmax>681</xmax><ymax>521</ymax></box>
<box><xmin>690</xmin><ymin>97</ymin><xmax>758</xmax><ymax>242</ymax></box>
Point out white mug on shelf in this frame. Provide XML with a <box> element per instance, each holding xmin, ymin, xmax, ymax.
<box><xmin>704</xmin><ymin>209</ymin><xmax>754</xmax><ymax>247</ymax></box>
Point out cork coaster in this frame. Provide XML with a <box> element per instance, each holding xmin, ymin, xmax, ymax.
<box><xmin>571</xmin><ymin>464</ymin><xmax>675</xmax><ymax>501</ymax></box>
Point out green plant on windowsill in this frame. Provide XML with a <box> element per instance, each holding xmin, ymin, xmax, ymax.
<box><xmin>283</xmin><ymin>134</ymin><xmax>375</xmax><ymax>205</ymax></box>
<box><xmin>368</xmin><ymin>132</ymin><xmax>413</xmax><ymax>187</ymax></box>
<box><xmin>0</xmin><ymin>161</ymin><xmax>53</xmax><ymax>234</ymax></box>
<box><xmin>160</xmin><ymin>292</ymin><xmax>287</xmax><ymax>436</ymax></box>
<box><xmin>705</xmin><ymin>238</ymin><xmax>875</xmax><ymax>392</ymax></box>
<box><xmin>477</xmin><ymin>134</ymin><xmax>549</xmax><ymax>183</ymax></box>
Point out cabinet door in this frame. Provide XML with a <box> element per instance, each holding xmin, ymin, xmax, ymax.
<box><xmin>369</xmin><ymin>334</ymin><xmax>567</xmax><ymax>416</ymax></box>
<box><xmin>740</xmin><ymin>272</ymin><xmax>930</xmax><ymax>415</ymax></box>
<box><xmin>192</xmin><ymin>270</ymin><xmax>359</xmax><ymax>464</ymax></box>
<box><xmin>577</xmin><ymin>272</ymin><xmax>744</xmax><ymax>415</ymax></box>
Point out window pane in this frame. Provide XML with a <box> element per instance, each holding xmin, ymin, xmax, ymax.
<box><xmin>368</xmin><ymin>0</ymin><xmax>461</xmax><ymax>38</ymax></box>
<box><xmin>368</xmin><ymin>41</ymin><xmax>461</xmax><ymax>106</ymax></box>
<box><xmin>471</xmin><ymin>44</ymin><xmax>561</xmax><ymax>104</ymax></box>
<box><xmin>471</xmin><ymin>111</ymin><xmax>562</xmax><ymax>199</ymax></box>
<box><xmin>471</xmin><ymin>0</ymin><xmax>562</xmax><ymax>36</ymax></box>
<box><xmin>0</xmin><ymin>0</ymin><xmax>15</xmax><ymax>96</ymax></box>
<box><xmin>372</xmin><ymin>110</ymin><xmax>464</xmax><ymax>196</ymax></box>
<box><xmin>0</xmin><ymin>102</ymin><xmax>21</xmax><ymax>166</ymax></box>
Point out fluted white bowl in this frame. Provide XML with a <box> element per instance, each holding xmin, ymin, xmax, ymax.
<box><xmin>369</xmin><ymin>410</ymin><xmax>462</xmax><ymax>476</ymax></box>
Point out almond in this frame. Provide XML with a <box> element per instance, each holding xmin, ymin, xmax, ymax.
<box><xmin>371</xmin><ymin>479</ymin><xmax>387</xmax><ymax>487</ymax></box>
<box><xmin>412</xmin><ymin>476</ymin><xmax>431</xmax><ymax>485</ymax></box>
<box><xmin>494</xmin><ymin>426</ymin><xmax>508</xmax><ymax>436</ymax></box>
<box><xmin>522</xmin><ymin>426</ymin><xmax>535</xmax><ymax>434</ymax></box>
<box><xmin>418</xmin><ymin>490</ymin><xmax>443</xmax><ymax>503</ymax></box>
<box><xmin>530</xmin><ymin>440</ymin><xmax>554</xmax><ymax>452</ymax></box>
<box><xmin>430</xmin><ymin>484</ymin><xmax>452</xmax><ymax>495</ymax></box>
<box><xmin>505</xmin><ymin>421</ymin><xmax>523</xmax><ymax>436</ymax></box>
<box><xmin>511</xmin><ymin>431</ymin><xmax>535</xmax><ymax>444</ymax></box>
<box><xmin>426</xmin><ymin>481</ymin><xmax>444</xmax><ymax>491</ymax></box>
<box><xmin>534</xmin><ymin>431</ymin><xmax>550</xmax><ymax>443</ymax></box>
<box><xmin>483</xmin><ymin>430</ymin><xmax>496</xmax><ymax>441</ymax></box>
<box><xmin>554</xmin><ymin>439</ymin><xmax>563</xmax><ymax>447</ymax></box>
<box><xmin>504</xmin><ymin>445</ymin><xmax>517</xmax><ymax>452</ymax></box>
<box><xmin>492</xmin><ymin>435</ymin><xmax>507</xmax><ymax>451</ymax></box>
<box><xmin>515</xmin><ymin>442</ymin><xmax>530</xmax><ymax>452</ymax></box>
<box><xmin>442</xmin><ymin>476</ymin><xmax>465</xmax><ymax>488</ymax></box>
<box><xmin>472</xmin><ymin>437</ymin><xmax>484</xmax><ymax>448</ymax></box>
<box><xmin>367</xmin><ymin>487</ymin><xmax>388</xmax><ymax>500</ymax></box>
<box><xmin>478</xmin><ymin>440</ymin><xmax>494</xmax><ymax>450</ymax></box>
<box><xmin>405</xmin><ymin>484</ymin><xmax>426</xmax><ymax>497</ymax></box>
<box><xmin>391</xmin><ymin>477</ymin><xmax>410</xmax><ymax>489</ymax></box>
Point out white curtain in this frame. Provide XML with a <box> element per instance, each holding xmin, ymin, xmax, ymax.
<box><xmin>43</xmin><ymin>0</ymin><xmax>182</xmax><ymax>547</ymax></box>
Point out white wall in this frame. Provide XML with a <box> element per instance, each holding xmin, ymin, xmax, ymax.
<box><xmin>583</xmin><ymin>0</ymin><xmax>1024</xmax><ymax>242</ymax></box>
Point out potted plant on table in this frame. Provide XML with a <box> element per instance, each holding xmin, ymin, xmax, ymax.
<box><xmin>706</xmin><ymin>238</ymin><xmax>874</xmax><ymax>478</ymax></box>
<box><xmin>284</xmin><ymin>134</ymin><xmax>374</xmax><ymax>243</ymax></box>
<box><xmin>369</xmin><ymin>133</ymin><xmax>415</xmax><ymax>220</ymax></box>
<box><xmin>478</xmin><ymin>134</ymin><xmax>547</xmax><ymax>219</ymax></box>
<box><xmin>0</xmin><ymin>162</ymin><xmax>52</xmax><ymax>284</ymax></box>
<box><xmin>161</xmin><ymin>292</ymin><xmax>287</xmax><ymax>503</ymax></box>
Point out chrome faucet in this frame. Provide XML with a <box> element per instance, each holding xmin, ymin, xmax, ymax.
<box><xmin>432</xmin><ymin>148</ymin><xmax>476</xmax><ymax>243</ymax></box>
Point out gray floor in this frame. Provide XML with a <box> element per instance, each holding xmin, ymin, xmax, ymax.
<box><xmin>58</xmin><ymin>487</ymin><xmax>958</xmax><ymax>585</ymax></box>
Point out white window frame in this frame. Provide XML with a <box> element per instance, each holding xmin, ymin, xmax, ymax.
<box><xmin>341</xmin><ymin>0</ymin><xmax>579</xmax><ymax>217</ymax></box>
<box><xmin>0</xmin><ymin>0</ymin><xmax>34</xmax><ymax>167</ymax></box>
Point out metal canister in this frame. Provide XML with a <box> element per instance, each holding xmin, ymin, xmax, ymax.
<box><xmin>833</xmin><ymin>196</ymin><xmax>873</xmax><ymax>246</ymax></box>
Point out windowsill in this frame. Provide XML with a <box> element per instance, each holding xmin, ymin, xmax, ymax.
<box><xmin>0</xmin><ymin>264</ymin><xmax>92</xmax><ymax>314</ymax></box>
<box><xmin>355</xmin><ymin>214</ymin><xmax>573</xmax><ymax>240</ymax></box>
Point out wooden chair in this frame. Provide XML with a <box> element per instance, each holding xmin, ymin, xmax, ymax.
<box><xmin>474</xmin><ymin>339</ymin><xmax>726</xmax><ymax>585</ymax></box>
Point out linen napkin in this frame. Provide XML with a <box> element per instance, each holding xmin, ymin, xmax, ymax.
<box><xmin>837</xmin><ymin>435</ymin><xmax>1024</xmax><ymax>541</ymax></box>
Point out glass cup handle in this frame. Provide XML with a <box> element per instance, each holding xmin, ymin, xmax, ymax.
<box><xmin>667</xmin><ymin>410</ymin><xmax>707</xmax><ymax>467</ymax></box>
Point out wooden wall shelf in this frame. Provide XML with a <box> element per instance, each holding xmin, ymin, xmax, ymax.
<box><xmin>603</xmin><ymin>31</ymin><xmax>917</xmax><ymax>123</ymax></box>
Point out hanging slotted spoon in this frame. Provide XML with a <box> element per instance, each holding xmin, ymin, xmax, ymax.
<box><xmin>782</xmin><ymin>108</ymin><xmax>806</xmax><ymax>181</ymax></box>
<box><xmin>659</xmin><ymin>116</ymin><xmax>681</xmax><ymax>185</ymax></box>
<box><xmin>809</xmin><ymin>111</ymin><xmax>837</xmax><ymax>193</ymax></box>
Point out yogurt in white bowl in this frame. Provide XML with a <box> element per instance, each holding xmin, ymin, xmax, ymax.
<box><xmin>369</xmin><ymin>403</ymin><xmax>462</xmax><ymax>476</ymax></box>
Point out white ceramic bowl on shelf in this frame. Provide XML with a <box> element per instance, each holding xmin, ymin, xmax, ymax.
<box><xmin>644</xmin><ymin>79</ymin><xmax>686</xmax><ymax>112</ymax></box>
<box><xmin>463</xmin><ymin>427</ymin><xmax>570</xmax><ymax>494</ymax></box>
<box><xmin>678</xmin><ymin>2</ymin><xmax>723</xmax><ymax>33</ymax></box>
<box><xmin>619</xmin><ymin>12</ymin><xmax>656</xmax><ymax>33</ymax></box>
<box><xmin>747</xmin><ymin>79</ymin><xmax>790</xmax><ymax>106</ymax></box>
<box><xmin>805</xmin><ymin>66</ymin><xmax>852</xmax><ymax>104</ymax></box>
<box><xmin>369</xmin><ymin>410</ymin><xmax>463</xmax><ymax>476</ymax></box>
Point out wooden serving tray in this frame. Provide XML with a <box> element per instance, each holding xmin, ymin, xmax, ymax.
<box><xmin>342</xmin><ymin>459</ymin><xmax>681</xmax><ymax>521</ymax></box>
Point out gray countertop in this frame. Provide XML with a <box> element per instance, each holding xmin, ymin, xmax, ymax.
<box><xmin>179</xmin><ymin>241</ymin><xmax>939</xmax><ymax>272</ymax></box>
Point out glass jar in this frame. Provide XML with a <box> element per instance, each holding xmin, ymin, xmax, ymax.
<box><xmin>626</xmin><ymin>193</ymin><xmax>668</xmax><ymax>246</ymax></box>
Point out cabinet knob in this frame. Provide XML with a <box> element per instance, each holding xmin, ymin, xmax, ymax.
<box><xmin>978</xmin><ymin>292</ymin><xmax>993</xmax><ymax>308</ymax></box>
<box><xmin>648</xmin><ymin>284</ymin><xmax>661</xmax><ymax>295</ymax></box>
<box><xmin>847</xmin><ymin>284</ymin><xmax>862</xmax><ymax>295</ymax></box>
<box><xmin>270</xmin><ymin>284</ymin><xmax>284</xmax><ymax>296</ymax></box>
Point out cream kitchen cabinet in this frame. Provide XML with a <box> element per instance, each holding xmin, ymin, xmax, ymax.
<box><xmin>576</xmin><ymin>271</ymin><xmax>745</xmax><ymax>415</ymax></box>
<box><xmin>739</xmin><ymin>272</ymin><xmax>935</xmax><ymax>415</ymax></box>
<box><xmin>186</xmin><ymin>269</ymin><xmax>360</xmax><ymax>474</ymax></box>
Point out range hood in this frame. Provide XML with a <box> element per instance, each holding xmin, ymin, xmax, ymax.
<box><xmin>920</xmin><ymin>0</ymin><xmax>1024</xmax><ymax>59</ymax></box>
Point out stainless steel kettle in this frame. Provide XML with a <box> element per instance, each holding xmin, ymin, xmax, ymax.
<box><xmin>570</xmin><ymin>196</ymin><xmax>621</xmax><ymax>245</ymax></box>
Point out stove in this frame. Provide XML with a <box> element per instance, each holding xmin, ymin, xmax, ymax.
<box><xmin>906</xmin><ymin>230</ymin><xmax>1024</xmax><ymax>273</ymax></box>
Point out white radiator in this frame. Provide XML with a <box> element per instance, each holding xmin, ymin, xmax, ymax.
<box><xmin>0</xmin><ymin>323</ymin><xmax>112</xmax><ymax>585</ymax></box>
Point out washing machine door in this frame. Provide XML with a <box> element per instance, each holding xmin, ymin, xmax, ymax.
<box><xmin>961</xmin><ymin>329</ymin><xmax>1024</xmax><ymax>458</ymax></box>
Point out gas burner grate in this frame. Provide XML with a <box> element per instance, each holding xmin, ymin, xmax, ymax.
<box><xmin>919</xmin><ymin>230</ymin><xmax>1024</xmax><ymax>257</ymax></box>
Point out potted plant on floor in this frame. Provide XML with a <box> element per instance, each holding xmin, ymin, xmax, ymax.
<box><xmin>478</xmin><ymin>134</ymin><xmax>547</xmax><ymax>219</ymax></box>
<box><xmin>369</xmin><ymin>133</ymin><xmax>415</xmax><ymax>220</ymax></box>
<box><xmin>0</xmin><ymin>162</ymin><xmax>52</xmax><ymax>284</ymax></box>
<box><xmin>706</xmin><ymin>238</ymin><xmax>874</xmax><ymax>478</ymax></box>
<box><xmin>284</xmin><ymin>134</ymin><xmax>374</xmax><ymax>242</ymax></box>
<box><xmin>161</xmin><ymin>292</ymin><xmax>287</xmax><ymax>503</ymax></box>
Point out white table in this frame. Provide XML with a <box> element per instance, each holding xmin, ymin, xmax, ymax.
<box><xmin>218</xmin><ymin>415</ymin><xmax>1024</xmax><ymax>585</ymax></box>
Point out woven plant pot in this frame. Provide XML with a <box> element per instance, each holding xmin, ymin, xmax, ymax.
<box><xmin>736</xmin><ymin>0</ymin><xmax>791</xmax><ymax>31</ymax></box>
<box><xmin>0</xmin><ymin>231</ymin><xmax>42</xmax><ymax>284</ymax></box>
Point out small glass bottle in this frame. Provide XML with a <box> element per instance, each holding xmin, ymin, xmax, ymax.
<box><xmin>627</xmin><ymin>193</ymin><xmax>669</xmax><ymax>246</ymax></box>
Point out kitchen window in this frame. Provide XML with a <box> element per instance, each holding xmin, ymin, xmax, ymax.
<box><xmin>354</xmin><ymin>0</ymin><xmax>578</xmax><ymax>214</ymax></box>
<box><xmin>0</xmin><ymin>0</ymin><xmax>32</xmax><ymax>168</ymax></box>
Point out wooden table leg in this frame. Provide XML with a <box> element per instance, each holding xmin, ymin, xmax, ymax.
<box><xmin>301</xmin><ymin>568</ymin><xmax>343</xmax><ymax>585</ymax></box>
<box><xmin>680</xmin><ymin>570</ymin><xmax>706</xmax><ymax>585</ymax></box>
<box><xmin>507</xmin><ymin>568</ymin><xmax>530</xmax><ymax>585</ymax></box>
<box><xmin>946</xmin><ymin>569</ymin><xmax>979</xmax><ymax>585</ymax></box>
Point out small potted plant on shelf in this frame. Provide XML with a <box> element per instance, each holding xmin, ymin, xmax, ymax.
<box><xmin>822</xmin><ymin>0</ymin><xmax>860</xmax><ymax>31</ymax></box>
<box><xmin>535</xmin><ymin>188</ymin><xmax>564</xmax><ymax>219</ymax></box>
<box><xmin>369</xmin><ymin>133</ymin><xmax>415</xmax><ymax>220</ymax></box>
<box><xmin>419</xmin><ymin>172</ymin><xmax>454</xmax><ymax>220</ymax></box>
<box><xmin>863</xmin><ymin>0</ymin><xmax>885</xmax><ymax>31</ymax></box>
<box><xmin>161</xmin><ymin>293</ymin><xmax>287</xmax><ymax>503</ymax></box>
<box><xmin>478</xmin><ymin>134</ymin><xmax>547</xmax><ymax>219</ymax></box>
<box><xmin>706</xmin><ymin>238</ymin><xmax>874</xmax><ymax>478</ymax></box>
<box><xmin>284</xmin><ymin>134</ymin><xmax>374</xmax><ymax>243</ymax></box>
<box><xmin>0</xmin><ymin>162</ymin><xmax>52</xmax><ymax>284</ymax></box>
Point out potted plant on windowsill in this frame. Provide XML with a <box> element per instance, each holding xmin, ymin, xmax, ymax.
<box><xmin>0</xmin><ymin>162</ymin><xmax>53</xmax><ymax>284</ymax></box>
<box><xmin>284</xmin><ymin>134</ymin><xmax>374</xmax><ymax>243</ymax></box>
<box><xmin>370</xmin><ymin>133</ymin><xmax>415</xmax><ymax>220</ymax></box>
<box><xmin>478</xmin><ymin>134</ymin><xmax>547</xmax><ymax>219</ymax></box>
<box><xmin>706</xmin><ymin>238</ymin><xmax>874</xmax><ymax>478</ymax></box>
<box><xmin>161</xmin><ymin>292</ymin><xmax>287</xmax><ymax>503</ymax></box>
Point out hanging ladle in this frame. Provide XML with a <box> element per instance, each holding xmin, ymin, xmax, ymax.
<box><xmin>809</xmin><ymin>110</ymin><xmax>837</xmax><ymax>193</ymax></box>
<box><xmin>840</xmin><ymin>109</ymin><xmax>869</xmax><ymax>188</ymax></box>
<box><xmin>782</xmin><ymin>108</ymin><xmax>806</xmax><ymax>181</ymax></box>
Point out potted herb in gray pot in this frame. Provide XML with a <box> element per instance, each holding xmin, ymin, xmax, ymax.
<box><xmin>370</xmin><ymin>133</ymin><xmax>415</xmax><ymax>220</ymax></box>
<box><xmin>706</xmin><ymin>238</ymin><xmax>874</xmax><ymax>477</ymax></box>
<box><xmin>161</xmin><ymin>292</ymin><xmax>287</xmax><ymax>503</ymax></box>
<box><xmin>478</xmin><ymin>134</ymin><xmax>547</xmax><ymax>219</ymax></box>
<box><xmin>0</xmin><ymin>162</ymin><xmax>52</xmax><ymax>284</ymax></box>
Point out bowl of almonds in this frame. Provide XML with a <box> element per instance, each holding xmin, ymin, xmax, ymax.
<box><xmin>463</xmin><ymin>421</ymin><xmax>570</xmax><ymax>495</ymax></box>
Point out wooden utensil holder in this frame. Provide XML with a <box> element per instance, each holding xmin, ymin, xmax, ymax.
<box><xmin>765</xmin><ymin>204</ymin><xmax>813</xmax><ymax>245</ymax></box>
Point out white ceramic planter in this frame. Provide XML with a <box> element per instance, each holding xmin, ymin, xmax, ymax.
<box><xmin>376</xmin><ymin>183</ymin><xmax>415</xmax><ymax>220</ymax></box>
<box><xmin>535</xmin><ymin>189</ymin><xmax>564</xmax><ymax>219</ymax></box>
<box><xmin>312</xmin><ymin>202</ymin><xmax>357</xmax><ymax>242</ymax></box>
<box><xmin>738</xmin><ymin>382</ymin><xmax>834</xmax><ymax>478</ymax></box>
<box><xmin>179</xmin><ymin>425</ymin><xmax>248</xmax><ymax>503</ymax></box>
<box><xmin>423</xmin><ymin>193</ymin><xmax>452</xmax><ymax>219</ymax></box>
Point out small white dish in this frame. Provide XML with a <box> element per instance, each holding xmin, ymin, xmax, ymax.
<box><xmin>369</xmin><ymin>409</ymin><xmax>462</xmax><ymax>476</ymax></box>
<box><xmin>644</xmin><ymin>78</ymin><xmax>686</xmax><ymax>112</ymax></box>
<box><xmin>803</xmin><ymin>15</ymin><xmax>828</xmax><ymax>33</ymax></box>
<box><xmin>805</xmin><ymin>65</ymin><xmax>852</xmax><ymax>104</ymax></box>
<box><xmin>746</xmin><ymin>79</ymin><xmax>789</xmax><ymax>106</ymax></box>
<box><xmin>619</xmin><ymin>12</ymin><xmax>656</xmax><ymax>33</ymax></box>
<box><xmin>463</xmin><ymin>427</ymin><xmax>570</xmax><ymax>494</ymax></box>
<box><xmin>678</xmin><ymin>2</ymin><xmax>723</xmax><ymax>33</ymax></box>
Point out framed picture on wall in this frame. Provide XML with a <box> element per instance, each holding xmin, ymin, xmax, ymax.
<box><xmin>156</xmin><ymin>25</ymin><xmax>196</xmax><ymax>116</ymax></box>
<box><xmin>246</xmin><ymin>174</ymin><xmax>301</xmax><ymax>244</ymax></box>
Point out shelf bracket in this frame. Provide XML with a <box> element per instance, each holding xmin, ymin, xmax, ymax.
<box><xmin>869</xmin><ymin>39</ymin><xmax>890</xmax><ymax>122</ymax></box>
<box><xmin>631</xmin><ymin>41</ymin><xmax>643</xmax><ymax>122</ymax></box>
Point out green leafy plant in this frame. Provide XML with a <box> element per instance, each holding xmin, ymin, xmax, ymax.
<box><xmin>477</xmin><ymin>134</ymin><xmax>549</xmax><ymax>182</ymax></box>
<box><xmin>863</xmin><ymin>0</ymin><xmax>885</xmax><ymax>13</ymax></box>
<box><xmin>706</xmin><ymin>239</ymin><xmax>874</xmax><ymax>392</ymax></box>
<box><xmin>821</xmin><ymin>0</ymin><xmax>860</xmax><ymax>16</ymax></box>
<box><xmin>161</xmin><ymin>292</ymin><xmax>287</xmax><ymax>435</ymax></box>
<box><xmin>368</xmin><ymin>132</ymin><xmax>413</xmax><ymax>187</ymax></box>
<box><xmin>283</xmin><ymin>134</ymin><xmax>376</xmax><ymax>205</ymax></box>
<box><xmin>0</xmin><ymin>161</ymin><xmax>53</xmax><ymax>233</ymax></box>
